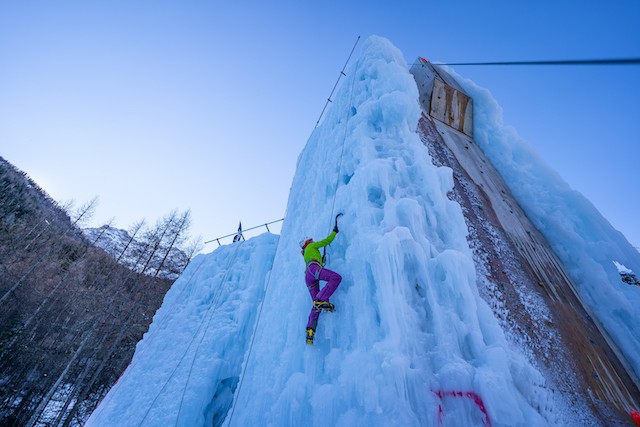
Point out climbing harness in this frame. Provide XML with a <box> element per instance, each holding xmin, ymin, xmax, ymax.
<box><xmin>306</xmin><ymin>259</ymin><xmax>323</xmax><ymax>281</ymax></box>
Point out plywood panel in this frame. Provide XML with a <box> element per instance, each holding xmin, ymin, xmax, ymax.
<box><xmin>430</xmin><ymin>79</ymin><xmax>473</xmax><ymax>136</ymax></box>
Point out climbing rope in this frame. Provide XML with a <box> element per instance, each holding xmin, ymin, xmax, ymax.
<box><xmin>174</xmin><ymin>242</ymin><xmax>246</xmax><ymax>426</ymax></box>
<box><xmin>326</xmin><ymin>41</ymin><xmax>362</xmax><ymax>233</ymax></box>
<box><xmin>318</xmin><ymin>38</ymin><xmax>361</xmax><ymax>269</ymax></box>
<box><xmin>225</xmin><ymin>236</ymin><xmax>281</xmax><ymax>426</ymax></box>
<box><xmin>314</xmin><ymin>36</ymin><xmax>360</xmax><ymax>129</ymax></box>
<box><xmin>87</xmin><ymin>255</ymin><xmax>208</xmax><ymax>426</ymax></box>
<box><xmin>137</xmin><ymin>241</ymin><xmax>245</xmax><ymax>426</ymax></box>
<box><xmin>321</xmin><ymin>58</ymin><xmax>359</xmax><ymax>265</ymax></box>
<box><xmin>227</xmin><ymin>37</ymin><xmax>362</xmax><ymax>427</ymax></box>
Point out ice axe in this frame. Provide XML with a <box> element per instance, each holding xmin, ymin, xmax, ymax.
<box><xmin>334</xmin><ymin>213</ymin><xmax>343</xmax><ymax>232</ymax></box>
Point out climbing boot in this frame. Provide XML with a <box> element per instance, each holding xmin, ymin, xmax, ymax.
<box><xmin>313</xmin><ymin>300</ymin><xmax>335</xmax><ymax>312</ymax></box>
<box><xmin>306</xmin><ymin>328</ymin><xmax>315</xmax><ymax>345</ymax></box>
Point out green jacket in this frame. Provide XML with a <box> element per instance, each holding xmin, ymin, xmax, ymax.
<box><xmin>303</xmin><ymin>231</ymin><xmax>337</xmax><ymax>266</ymax></box>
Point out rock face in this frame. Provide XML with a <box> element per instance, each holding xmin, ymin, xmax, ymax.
<box><xmin>0</xmin><ymin>156</ymin><xmax>173</xmax><ymax>426</ymax></box>
<box><xmin>411</xmin><ymin>61</ymin><xmax>639</xmax><ymax>425</ymax></box>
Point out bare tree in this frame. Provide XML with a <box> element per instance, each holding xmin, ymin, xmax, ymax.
<box><xmin>25</xmin><ymin>332</ymin><xmax>92</xmax><ymax>427</ymax></box>
<box><xmin>181</xmin><ymin>235</ymin><xmax>204</xmax><ymax>271</ymax></box>
<box><xmin>154</xmin><ymin>210</ymin><xmax>191</xmax><ymax>278</ymax></box>
<box><xmin>1</xmin><ymin>157</ymin><xmax>193</xmax><ymax>425</ymax></box>
<box><xmin>71</xmin><ymin>197</ymin><xmax>99</xmax><ymax>228</ymax></box>
<box><xmin>139</xmin><ymin>210</ymin><xmax>177</xmax><ymax>276</ymax></box>
<box><xmin>115</xmin><ymin>219</ymin><xmax>146</xmax><ymax>264</ymax></box>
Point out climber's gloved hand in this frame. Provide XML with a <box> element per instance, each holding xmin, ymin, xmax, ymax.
<box><xmin>333</xmin><ymin>225</ymin><xmax>339</xmax><ymax>233</ymax></box>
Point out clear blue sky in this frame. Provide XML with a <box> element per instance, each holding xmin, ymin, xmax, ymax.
<box><xmin>1</xmin><ymin>1</ymin><xmax>638</xmax><ymax>249</ymax></box>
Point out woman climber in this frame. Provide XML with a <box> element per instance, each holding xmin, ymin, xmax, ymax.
<box><xmin>299</xmin><ymin>219</ymin><xmax>342</xmax><ymax>345</ymax></box>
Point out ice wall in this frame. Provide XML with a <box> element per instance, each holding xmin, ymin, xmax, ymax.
<box><xmin>226</xmin><ymin>36</ymin><xmax>556</xmax><ymax>427</ymax></box>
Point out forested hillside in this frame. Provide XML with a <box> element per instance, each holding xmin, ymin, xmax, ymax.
<box><xmin>0</xmin><ymin>156</ymin><xmax>175</xmax><ymax>426</ymax></box>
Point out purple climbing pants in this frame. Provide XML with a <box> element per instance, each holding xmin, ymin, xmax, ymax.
<box><xmin>305</xmin><ymin>262</ymin><xmax>342</xmax><ymax>331</ymax></box>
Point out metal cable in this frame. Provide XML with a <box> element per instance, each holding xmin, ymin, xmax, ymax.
<box><xmin>421</xmin><ymin>57</ymin><xmax>640</xmax><ymax>66</ymax></box>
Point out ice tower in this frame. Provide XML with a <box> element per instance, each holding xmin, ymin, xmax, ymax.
<box><xmin>88</xmin><ymin>36</ymin><xmax>640</xmax><ymax>427</ymax></box>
